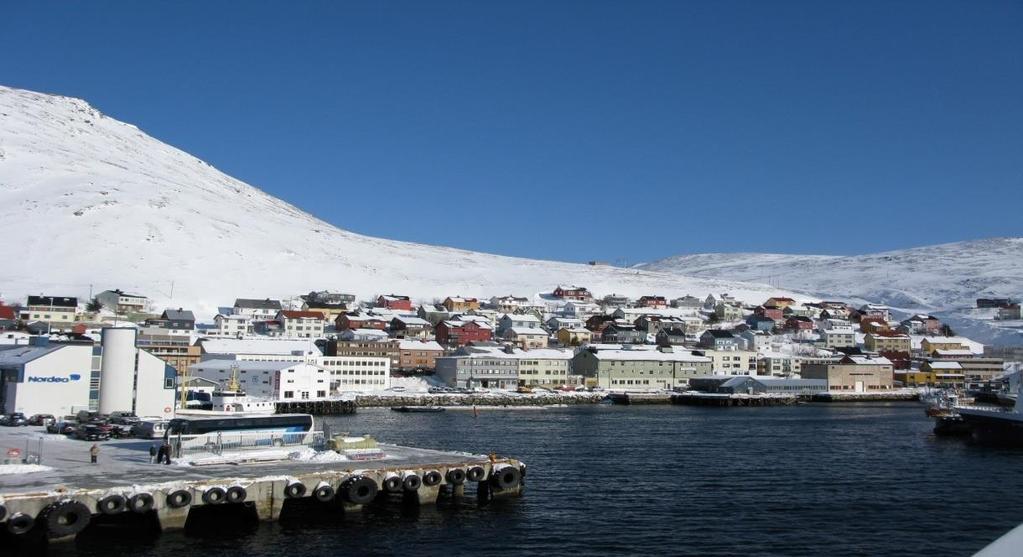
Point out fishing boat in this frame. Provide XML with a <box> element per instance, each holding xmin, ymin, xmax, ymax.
<box><xmin>390</xmin><ymin>406</ymin><xmax>446</xmax><ymax>413</ymax></box>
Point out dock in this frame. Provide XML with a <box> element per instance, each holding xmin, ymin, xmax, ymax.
<box><xmin>606</xmin><ymin>392</ymin><xmax>672</xmax><ymax>405</ymax></box>
<box><xmin>810</xmin><ymin>391</ymin><xmax>919</xmax><ymax>402</ymax></box>
<box><xmin>0</xmin><ymin>427</ymin><xmax>524</xmax><ymax>545</ymax></box>
<box><xmin>671</xmin><ymin>392</ymin><xmax>798</xmax><ymax>406</ymax></box>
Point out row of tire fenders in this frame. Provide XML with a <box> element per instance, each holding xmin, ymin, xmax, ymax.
<box><xmin>0</xmin><ymin>463</ymin><xmax>524</xmax><ymax>538</ymax></box>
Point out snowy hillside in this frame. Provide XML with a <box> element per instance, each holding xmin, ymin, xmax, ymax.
<box><xmin>638</xmin><ymin>239</ymin><xmax>1023</xmax><ymax>345</ymax></box>
<box><xmin>0</xmin><ymin>85</ymin><xmax>797</xmax><ymax>317</ymax></box>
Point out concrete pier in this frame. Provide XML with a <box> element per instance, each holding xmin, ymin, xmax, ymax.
<box><xmin>0</xmin><ymin>428</ymin><xmax>524</xmax><ymax>542</ymax></box>
<box><xmin>671</xmin><ymin>392</ymin><xmax>798</xmax><ymax>406</ymax></box>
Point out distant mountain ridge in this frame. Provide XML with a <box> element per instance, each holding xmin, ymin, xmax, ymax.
<box><xmin>638</xmin><ymin>238</ymin><xmax>1023</xmax><ymax>309</ymax></box>
<box><xmin>638</xmin><ymin>238</ymin><xmax>1023</xmax><ymax>345</ymax></box>
<box><xmin>0</xmin><ymin>85</ymin><xmax>796</xmax><ymax>317</ymax></box>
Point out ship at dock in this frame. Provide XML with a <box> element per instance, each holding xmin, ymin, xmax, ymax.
<box><xmin>932</xmin><ymin>373</ymin><xmax>1023</xmax><ymax>445</ymax></box>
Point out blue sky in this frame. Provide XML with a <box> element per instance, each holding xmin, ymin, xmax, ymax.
<box><xmin>2</xmin><ymin>1</ymin><xmax>1021</xmax><ymax>264</ymax></box>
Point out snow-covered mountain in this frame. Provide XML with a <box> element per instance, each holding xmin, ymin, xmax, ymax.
<box><xmin>638</xmin><ymin>239</ymin><xmax>1023</xmax><ymax>345</ymax></box>
<box><xmin>0</xmin><ymin>85</ymin><xmax>797</xmax><ymax>317</ymax></box>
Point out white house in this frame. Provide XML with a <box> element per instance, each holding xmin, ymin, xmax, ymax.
<box><xmin>95</xmin><ymin>289</ymin><xmax>148</xmax><ymax>314</ymax></box>
<box><xmin>214</xmin><ymin>313</ymin><xmax>251</xmax><ymax>336</ymax></box>
<box><xmin>233</xmin><ymin>298</ymin><xmax>283</xmax><ymax>320</ymax></box>
<box><xmin>275</xmin><ymin>310</ymin><xmax>326</xmax><ymax>339</ymax></box>
<box><xmin>502</xmin><ymin>327</ymin><xmax>548</xmax><ymax>350</ymax></box>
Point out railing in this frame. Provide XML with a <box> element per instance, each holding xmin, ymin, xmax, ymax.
<box><xmin>172</xmin><ymin>430</ymin><xmax>325</xmax><ymax>457</ymax></box>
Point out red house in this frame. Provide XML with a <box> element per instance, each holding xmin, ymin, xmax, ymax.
<box><xmin>376</xmin><ymin>294</ymin><xmax>413</xmax><ymax>311</ymax></box>
<box><xmin>336</xmin><ymin>313</ymin><xmax>388</xmax><ymax>331</ymax></box>
<box><xmin>553</xmin><ymin>285</ymin><xmax>591</xmax><ymax>301</ymax></box>
<box><xmin>637</xmin><ymin>296</ymin><xmax>668</xmax><ymax>309</ymax></box>
<box><xmin>435</xmin><ymin>320</ymin><xmax>493</xmax><ymax>346</ymax></box>
<box><xmin>755</xmin><ymin>305</ymin><xmax>785</xmax><ymax>321</ymax></box>
<box><xmin>784</xmin><ymin>316</ymin><xmax>815</xmax><ymax>331</ymax></box>
<box><xmin>0</xmin><ymin>304</ymin><xmax>16</xmax><ymax>321</ymax></box>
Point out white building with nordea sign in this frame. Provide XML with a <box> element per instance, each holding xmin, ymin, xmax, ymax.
<box><xmin>0</xmin><ymin>329</ymin><xmax>176</xmax><ymax>418</ymax></box>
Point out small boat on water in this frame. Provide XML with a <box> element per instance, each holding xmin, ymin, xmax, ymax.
<box><xmin>390</xmin><ymin>406</ymin><xmax>446</xmax><ymax>413</ymax></box>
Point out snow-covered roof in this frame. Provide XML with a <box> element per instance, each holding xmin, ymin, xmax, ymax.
<box><xmin>200</xmin><ymin>338</ymin><xmax>321</xmax><ymax>356</ymax></box>
<box><xmin>515</xmin><ymin>348</ymin><xmax>573</xmax><ymax>360</ymax></box>
<box><xmin>190</xmin><ymin>360</ymin><xmax>321</xmax><ymax>372</ymax></box>
<box><xmin>591</xmin><ymin>349</ymin><xmax>711</xmax><ymax>363</ymax></box>
<box><xmin>505</xmin><ymin>327</ymin><xmax>547</xmax><ymax>336</ymax></box>
<box><xmin>393</xmin><ymin>316</ymin><xmax>431</xmax><ymax>326</ymax></box>
<box><xmin>397</xmin><ymin>339</ymin><xmax>443</xmax><ymax>351</ymax></box>
<box><xmin>926</xmin><ymin>361</ymin><xmax>963</xmax><ymax>370</ymax></box>
<box><xmin>0</xmin><ymin>344</ymin><xmax>65</xmax><ymax>366</ymax></box>
<box><xmin>933</xmin><ymin>349</ymin><xmax>974</xmax><ymax>357</ymax></box>
<box><xmin>843</xmin><ymin>355</ymin><xmax>892</xmax><ymax>366</ymax></box>
<box><xmin>502</xmin><ymin>313</ymin><xmax>540</xmax><ymax>322</ymax></box>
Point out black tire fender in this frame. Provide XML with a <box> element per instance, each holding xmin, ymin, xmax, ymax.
<box><xmin>6</xmin><ymin>512</ymin><xmax>35</xmax><ymax>535</ymax></box>
<box><xmin>226</xmin><ymin>486</ymin><xmax>247</xmax><ymax>504</ymax></box>
<box><xmin>202</xmin><ymin>487</ymin><xmax>227</xmax><ymax>505</ymax></box>
<box><xmin>445</xmin><ymin>468</ymin><xmax>466</xmax><ymax>485</ymax></box>
<box><xmin>340</xmin><ymin>476</ymin><xmax>378</xmax><ymax>505</ymax></box>
<box><xmin>129</xmin><ymin>493</ymin><xmax>154</xmax><ymax>513</ymax></box>
<box><xmin>422</xmin><ymin>470</ymin><xmax>442</xmax><ymax>487</ymax></box>
<box><xmin>402</xmin><ymin>474</ymin><xmax>422</xmax><ymax>492</ymax></box>
<box><xmin>97</xmin><ymin>494</ymin><xmax>126</xmax><ymax>515</ymax></box>
<box><xmin>490</xmin><ymin>466</ymin><xmax>522</xmax><ymax>491</ymax></box>
<box><xmin>466</xmin><ymin>466</ymin><xmax>486</xmax><ymax>482</ymax></box>
<box><xmin>284</xmin><ymin>482</ymin><xmax>306</xmax><ymax>498</ymax></box>
<box><xmin>166</xmin><ymin>490</ymin><xmax>192</xmax><ymax>509</ymax></box>
<box><xmin>313</xmin><ymin>484</ymin><xmax>335</xmax><ymax>502</ymax></box>
<box><xmin>382</xmin><ymin>475</ymin><xmax>402</xmax><ymax>493</ymax></box>
<box><xmin>41</xmin><ymin>501</ymin><xmax>91</xmax><ymax>537</ymax></box>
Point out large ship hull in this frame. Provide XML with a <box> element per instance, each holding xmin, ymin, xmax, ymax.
<box><xmin>958</xmin><ymin>408</ymin><xmax>1023</xmax><ymax>446</ymax></box>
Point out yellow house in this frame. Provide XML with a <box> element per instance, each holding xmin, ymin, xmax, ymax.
<box><xmin>557</xmin><ymin>327</ymin><xmax>592</xmax><ymax>346</ymax></box>
<box><xmin>765</xmin><ymin>297</ymin><xmax>797</xmax><ymax>309</ymax></box>
<box><xmin>864</xmin><ymin>333</ymin><xmax>911</xmax><ymax>353</ymax></box>
<box><xmin>443</xmin><ymin>296</ymin><xmax>480</xmax><ymax>313</ymax></box>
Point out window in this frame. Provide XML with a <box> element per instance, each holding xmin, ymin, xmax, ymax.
<box><xmin>283</xmin><ymin>390</ymin><xmax>294</xmax><ymax>399</ymax></box>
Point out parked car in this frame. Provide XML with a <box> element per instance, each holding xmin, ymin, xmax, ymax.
<box><xmin>74</xmin><ymin>425</ymin><xmax>110</xmax><ymax>441</ymax></box>
<box><xmin>28</xmin><ymin>414</ymin><xmax>56</xmax><ymax>426</ymax></box>
<box><xmin>1</xmin><ymin>413</ymin><xmax>28</xmax><ymax>427</ymax></box>
<box><xmin>108</xmin><ymin>411</ymin><xmax>140</xmax><ymax>425</ymax></box>
<box><xmin>76</xmin><ymin>410</ymin><xmax>99</xmax><ymax>423</ymax></box>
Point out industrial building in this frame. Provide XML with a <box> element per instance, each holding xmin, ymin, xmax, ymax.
<box><xmin>0</xmin><ymin>329</ymin><xmax>176</xmax><ymax>418</ymax></box>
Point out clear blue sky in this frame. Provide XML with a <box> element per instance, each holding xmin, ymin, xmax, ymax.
<box><xmin>2</xmin><ymin>1</ymin><xmax>1021</xmax><ymax>264</ymax></box>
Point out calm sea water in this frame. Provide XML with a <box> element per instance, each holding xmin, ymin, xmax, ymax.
<box><xmin>44</xmin><ymin>403</ymin><xmax>1023</xmax><ymax>556</ymax></box>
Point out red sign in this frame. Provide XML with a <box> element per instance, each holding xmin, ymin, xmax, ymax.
<box><xmin>7</xmin><ymin>448</ymin><xmax>21</xmax><ymax>458</ymax></box>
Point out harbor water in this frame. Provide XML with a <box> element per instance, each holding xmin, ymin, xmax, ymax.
<box><xmin>47</xmin><ymin>403</ymin><xmax>1023</xmax><ymax>556</ymax></box>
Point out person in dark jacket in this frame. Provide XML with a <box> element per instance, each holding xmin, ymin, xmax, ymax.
<box><xmin>149</xmin><ymin>443</ymin><xmax>158</xmax><ymax>463</ymax></box>
<box><xmin>162</xmin><ymin>441</ymin><xmax>172</xmax><ymax>464</ymax></box>
<box><xmin>89</xmin><ymin>444</ymin><xmax>99</xmax><ymax>464</ymax></box>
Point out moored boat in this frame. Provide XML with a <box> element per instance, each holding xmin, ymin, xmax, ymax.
<box><xmin>391</xmin><ymin>406</ymin><xmax>446</xmax><ymax>413</ymax></box>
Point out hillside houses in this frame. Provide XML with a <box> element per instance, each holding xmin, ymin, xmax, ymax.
<box><xmin>0</xmin><ymin>280</ymin><xmax>1002</xmax><ymax>398</ymax></box>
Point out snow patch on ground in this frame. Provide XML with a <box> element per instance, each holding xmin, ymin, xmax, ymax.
<box><xmin>0</xmin><ymin>463</ymin><xmax>53</xmax><ymax>475</ymax></box>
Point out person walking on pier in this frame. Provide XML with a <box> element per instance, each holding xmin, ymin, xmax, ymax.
<box><xmin>161</xmin><ymin>441</ymin><xmax>172</xmax><ymax>464</ymax></box>
<box><xmin>89</xmin><ymin>443</ymin><xmax>99</xmax><ymax>464</ymax></box>
<box><xmin>149</xmin><ymin>443</ymin><xmax>158</xmax><ymax>463</ymax></box>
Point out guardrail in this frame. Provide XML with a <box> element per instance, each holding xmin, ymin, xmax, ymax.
<box><xmin>171</xmin><ymin>430</ymin><xmax>325</xmax><ymax>457</ymax></box>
